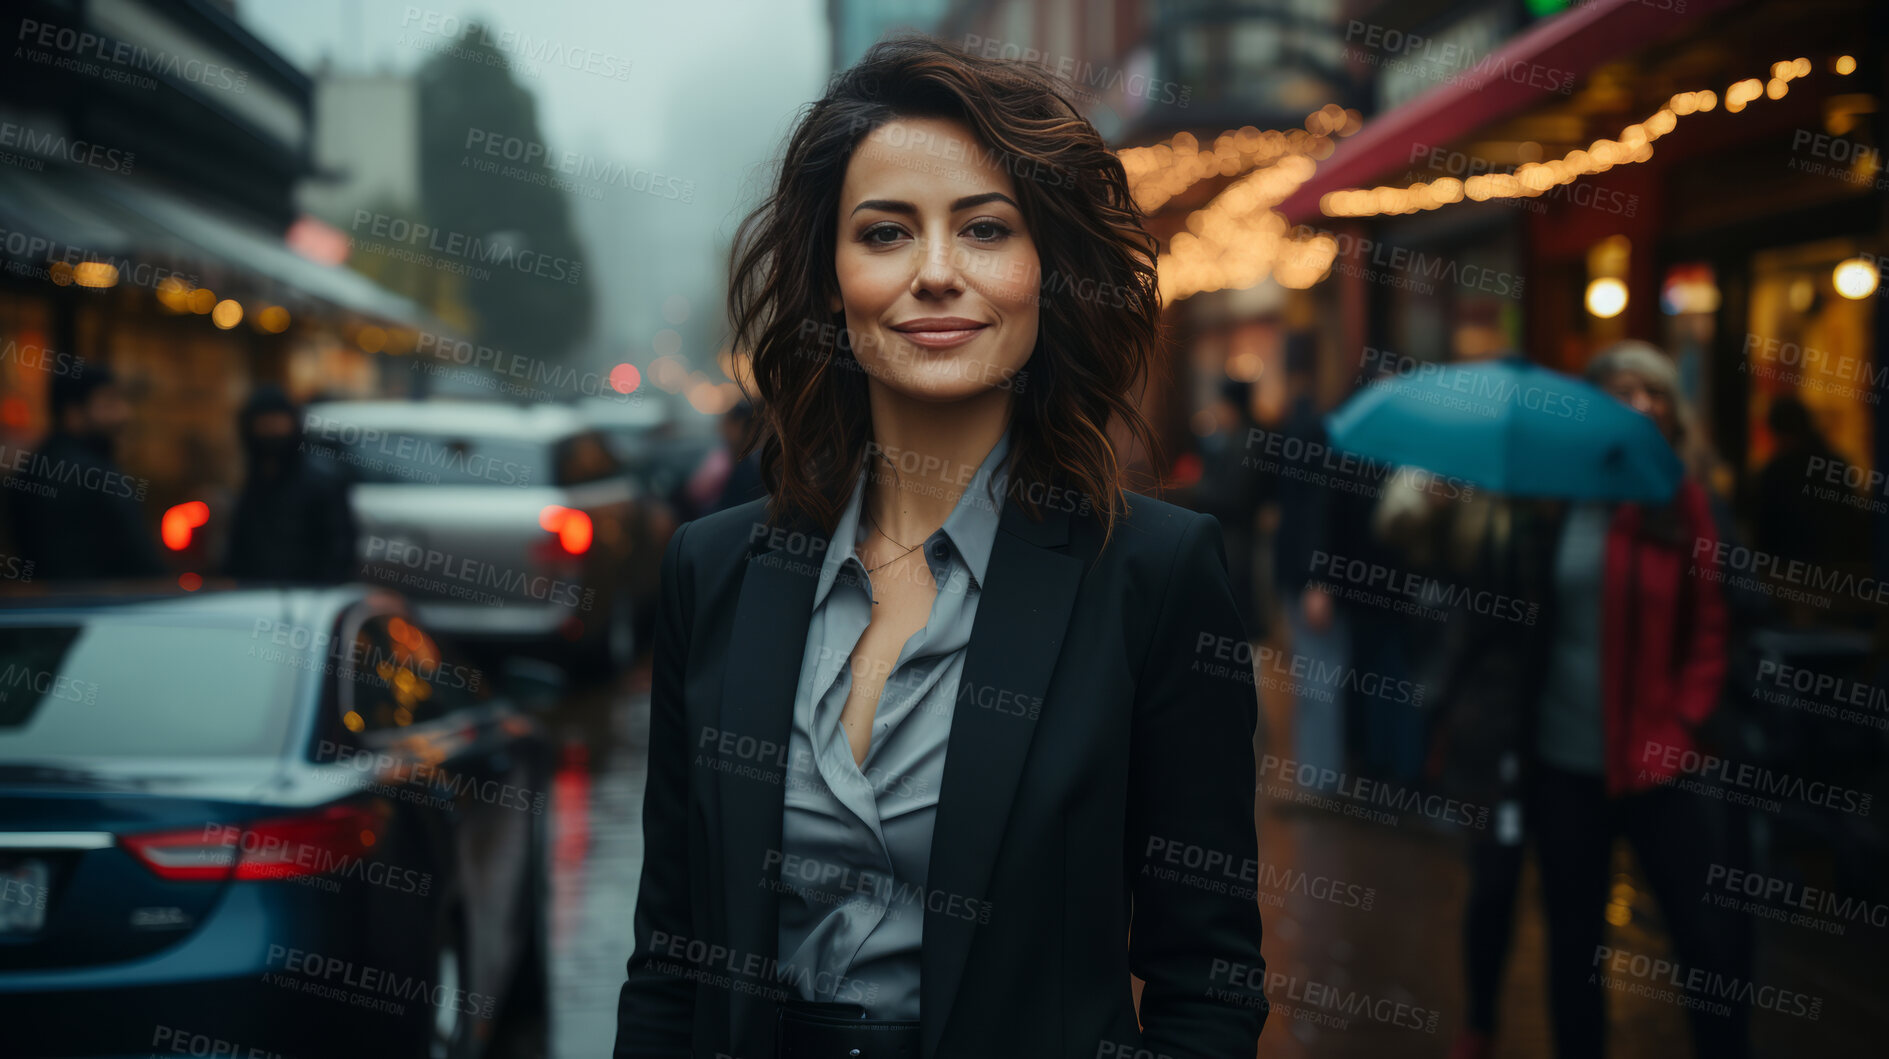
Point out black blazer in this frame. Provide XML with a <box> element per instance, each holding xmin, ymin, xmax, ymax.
<box><xmin>614</xmin><ymin>486</ymin><xmax>1269</xmax><ymax>1059</ymax></box>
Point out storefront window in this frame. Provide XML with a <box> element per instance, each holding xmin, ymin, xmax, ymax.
<box><xmin>1744</xmin><ymin>238</ymin><xmax>1877</xmax><ymax>481</ymax></box>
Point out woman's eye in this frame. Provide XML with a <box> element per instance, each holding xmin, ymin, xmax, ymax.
<box><xmin>965</xmin><ymin>220</ymin><xmax>1011</xmax><ymax>243</ymax></box>
<box><xmin>862</xmin><ymin>225</ymin><xmax>906</xmax><ymax>246</ymax></box>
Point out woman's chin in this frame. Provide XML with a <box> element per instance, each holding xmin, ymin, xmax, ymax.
<box><xmin>863</xmin><ymin>363</ymin><xmax>1018</xmax><ymax>405</ymax></box>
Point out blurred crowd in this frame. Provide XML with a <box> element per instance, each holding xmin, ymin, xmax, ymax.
<box><xmin>1189</xmin><ymin>338</ymin><xmax>1879</xmax><ymax>1059</ymax></box>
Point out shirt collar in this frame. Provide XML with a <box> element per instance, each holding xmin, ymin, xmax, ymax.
<box><xmin>813</xmin><ymin>426</ymin><xmax>1013</xmax><ymax>610</ymax></box>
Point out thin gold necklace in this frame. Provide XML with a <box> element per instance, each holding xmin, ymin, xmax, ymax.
<box><xmin>862</xmin><ymin>508</ymin><xmax>924</xmax><ymax>574</ymax></box>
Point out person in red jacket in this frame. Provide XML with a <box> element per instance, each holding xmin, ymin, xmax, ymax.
<box><xmin>1446</xmin><ymin>340</ymin><xmax>1750</xmax><ymax>1059</ymax></box>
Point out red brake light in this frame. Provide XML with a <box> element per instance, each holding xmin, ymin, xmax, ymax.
<box><xmin>539</xmin><ymin>505</ymin><xmax>593</xmax><ymax>555</ymax></box>
<box><xmin>160</xmin><ymin>501</ymin><xmax>209</xmax><ymax>551</ymax></box>
<box><xmin>123</xmin><ymin>803</ymin><xmax>384</xmax><ymax>882</ymax></box>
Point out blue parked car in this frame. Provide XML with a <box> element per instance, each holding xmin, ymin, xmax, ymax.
<box><xmin>0</xmin><ymin>586</ymin><xmax>555</xmax><ymax>1059</ymax></box>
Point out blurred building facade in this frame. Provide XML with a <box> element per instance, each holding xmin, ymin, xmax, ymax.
<box><xmin>1277</xmin><ymin>0</ymin><xmax>1886</xmax><ymax>626</ymax></box>
<box><xmin>0</xmin><ymin>0</ymin><xmax>443</xmax><ymax>553</ymax></box>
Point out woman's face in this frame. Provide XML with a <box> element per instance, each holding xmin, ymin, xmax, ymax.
<box><xmin>1601</xmin><ymin>369</ymin><xmax>1677</xmax><ymax>441</ymax></box>
<box><xmin>832</xmin><ymin>115</ymin><xmax>1040</xmax><ymax>404</ymax></box>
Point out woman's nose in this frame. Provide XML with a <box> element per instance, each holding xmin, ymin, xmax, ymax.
<box><xmin>910</xmin><ymin>236</ymin><xmax>965</xmax><ymax>297</ymax></box>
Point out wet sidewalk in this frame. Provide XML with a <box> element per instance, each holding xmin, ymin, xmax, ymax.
<box><xmin>1248</xmin><ymin>622</ymin><xmax>1884</xmax><ymax>1059</ymax></box>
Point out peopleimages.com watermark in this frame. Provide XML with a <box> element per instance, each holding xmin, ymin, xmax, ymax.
<box><xmin>960</xmin><ymin>34</ymin><xmax>1191</xmax><ymax>109</ymax></box>
<box><xmin>1211</xmin><ymin>962</ymin><xmax>1438</xmax><ymax>1032</ymax></box>
<box><xmin>262</xmin><ymin>944</ymin><xmax>498</xmax><ymax>1021</ymax></box>
<box><xmin>1752</xmin><ymin>659</ymin><xmax>1889</xmax><ymax>732</ymax></box>
<box><xmin>412</xmin><ymin>331</ymin><xmax>642</xmax><ymax>402</ymax></box>
<box><xmin>0</xmin><ymin>120</ymin><xmax>134</xmax><ymax>175</ymax></box>
<box><xmin>150</xmin><ymin>1025</ymin><xmax>285</xmax><ymax>1059</ymax></box>
<box><xmin>0</xmin><ymin>338</ymin><xmax>83</xmax><ymax>378</ymax></box>
<box><xmin>0</xmin><ymin>551</ymin><xmax>34</xmax><ymax>583</ymax></box>
<box><xmin>1804</xmin><ymin>456</ymin><xmax>1889</xmax><ymax>515</ymax></box>
<box><xmin>0</xmin><ymin>442</ymin><xmax>150</xmax><ymax>502</ymax></box>
<box><xmin>247</xmin><ymin>618</ymin><xmax>485</xmax><ymax>700</ymax></box>
<box><xmin>0</xmin><ymin>661</ymin><xmax>98</xmax><ymax>707</ymax></box>
<box><xmin>1590</xmin><ymin>944</ymin><xmax>1822</xmax><ymax>1021</ymax></box>
<box><xmin>360</xmin><ymin>538</ymin><xmax>594</xmax><ymax>611</ymax></box>
<box><xmin>1690</xmin><ymin>538</ymin><xmax>1889</xmax><ymax>609</ymax></box>
<box><xmin>1342</xmin><ymin>19</ymin><xmax>1576</xmax><ymax>95</ymax></box>
<box><xmin>1638</xmin><ymin>739</ymin><xmax>1872</xmax><ymax>816</ymax></box>
<box><xmin>642</xmin><ymin>930</ymin><xmax>882</xmax><ymax>1006</ymax></box>
<box><xmin>1788</xmin><ymin>128</ymin><xmax>1889</xmax><ymax>192</ymax></box>
<box><xmin>301</xmin><ymin>412</ymin><xmax>536</xmax><ymax>486</ymax></box>
<box><xmin>1358</xmin><ymin>345</ymin><xmax>1588</xmax><ymax>421</ymax></box>
<box><xmin>14</xmin><ymin>17</ymin><xmax>249</xmax><ymax>94</ymax></box>
<box><xmin>0</xmin><ymin>227</ymin><xmax>198</xmax><ymax>294</ymax></box>
<box><xmin>396</xmin><ymin>7</ymin><xmax>632</xmax><ymax>81</ymax></box>
<box><xmin>1297</xmin><ymin>226</ymin><xmax>1527</xmax><ymax>299</ymax></box>
<box><xmin>843</xmin><ymin>115</ymin><xmax>1075</xmax><ymax>191</ymax></box>
<box><xmin>1139</xmin><ymin>835</ymin><xmax>1378</xmax><ymax>911</ymax></box>
<box><xmin>314</xmin><ymin>740</ymin><xmax>547</xmax><ymax>816</ymax></box>
<box><xmin>1742</xmin><ymin>333</ymin><xmax>1885</xmax><ymax>405</ymax></box>
<box><xmin>1259</xmin><ymin>754</ymin><xmax>1490</xmax><ymax>830</ymax></box>
<box><xmin>1194</xmin><ymin>632</ymin><xmax>1428</xmax><ymax>706</ymax></box>
<box><xmin>1703</xmin><ymin>863</ymin><xmax>1888</xmax><ymax>936</ymax></box>
<box><xmin>759</xmin><ymin>849</ymin><xmax>989</xmax><ymax>925</ymax></box>
<box><xmin>349</xmin><ymin>210</ymin><xmax>583</xmax><ymax>286</ymax></box>
<box><xmin>462</xmin><ymin>127</ymin><xmax>694</xmax><ymax>203</ymax></box>
<box><xmin>198</xmin><ymin>821</ymin><xmax>433</xmax><ymax>898</ymax></box>
<box><xmin>1310</xmin><ymin>550</ymin><xmax>1540</xmax><ymax>626</ymax></box>
<box><xmin>1242</xmin><ymin>425</ymin><xmax>1476</xmax><ymax>503</ymax></box>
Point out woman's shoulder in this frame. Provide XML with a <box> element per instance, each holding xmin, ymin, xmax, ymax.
<box><xmin>668</xmin><ymin>496</ymin><xmax>800</xmax><ymax>574</ymax></box>
<box><xmin>1113</xmin><ymin>489</ymin><xmax>1215</xmax><ymax>544</ymax></box>
<box><xmin>1080</xmin><ymin>489</ymin><xmax>1227</xmax><ymax>579</ymax></box>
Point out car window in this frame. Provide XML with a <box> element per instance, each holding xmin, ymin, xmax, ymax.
<box><xmin>337</xmin><ymin>613</ymin><xmax>489</xmax><ymax>736</ymax></box>
<box><xmin>555</xmin><ymin>431</ymin><xmax>624</xmax><ymax>487</ymax></box>
<box><xmin>0</xmin><ymin>622</ymin><xmax>296</xmax><ymax>758</ymax></box>
<box><xmin>317</xmin><ymin>427</ymin><xmax>550</xmax><ymax>487</ymax></box>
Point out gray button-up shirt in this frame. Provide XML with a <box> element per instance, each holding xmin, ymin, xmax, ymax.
<box><xmin>775</xmin><ymin>427</ymin><xmax>1012</xmax><ymax>1019</ymax></box>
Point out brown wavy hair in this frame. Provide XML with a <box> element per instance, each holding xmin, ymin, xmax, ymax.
<box><xmin>727</xmin><ymin>34</ymin><xmax>1164</xmax><ymax>551</ymax></box>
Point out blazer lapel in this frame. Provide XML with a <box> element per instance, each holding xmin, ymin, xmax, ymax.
<box><xmin>717</xmin><ymin>510</ymin><xmax>820</xmax><ymax>1051</ymax></box>
<box><xmin>919</xmin><ymin>495</ymin><xmax>1085</xmax><ymax>1057</ymax></box>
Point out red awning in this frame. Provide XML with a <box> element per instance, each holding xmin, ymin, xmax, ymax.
<box><xmin>1277</xmin><ymin>0</ymin><xmax>1747</xmax><ymax>225</ymax></box>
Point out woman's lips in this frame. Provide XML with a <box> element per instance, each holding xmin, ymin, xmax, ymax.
<box><xmin>891</xmin><ymin>320</ymin><xmax>988</xmax><ymax>350</ymax></box>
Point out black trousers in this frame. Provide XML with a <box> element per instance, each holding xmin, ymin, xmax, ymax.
<box><xmin>1461</xmin><ymin>761</ymin><xmax>1754</xmax><ymax>1058</ymax></box>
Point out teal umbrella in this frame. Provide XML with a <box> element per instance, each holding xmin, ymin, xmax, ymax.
<box><xmin>1325</xmin><ymin>356</ymin><xmax>1682</xmax><ymax>503</ymax></box>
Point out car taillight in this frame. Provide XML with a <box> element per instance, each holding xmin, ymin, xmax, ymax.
<box><xmin>161</xmin><ymin>500</ymin><xmax>209</xmax><ymax>551</ymax></box>
<box><xmin>539</xmin><ymin>505</ymin><xmax>593</xmax><ymax>556</ymax></box>
<box><xmin>123</xmin><ymin>803</ymin><xmax>385</xmax><ymax>882</ymax></box>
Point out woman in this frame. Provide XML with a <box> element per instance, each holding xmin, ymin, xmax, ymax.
<box><xmin>614</xmin><ymin>37</ymin><xmax>1268</xmax><ymax>1059</ymax></box>
<box><xmin>1440</xmin><ymin>340</ymin><xmax>1750</xmax><ymax>1059</ymax></box>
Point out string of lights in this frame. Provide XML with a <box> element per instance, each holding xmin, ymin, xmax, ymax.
<box><xmin>1141</xmin><ymin>54</ymin><xmax>1852</xmax><ymax>303</ymax></box>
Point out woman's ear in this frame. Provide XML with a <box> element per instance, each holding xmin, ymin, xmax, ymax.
<box><xmin>828</xmin><ymin>291</ymin><xmax>843</xmax><ymax>315</ymax></box>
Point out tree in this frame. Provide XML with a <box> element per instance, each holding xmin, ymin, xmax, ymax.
<box><xmin>415</xmin><ymin>23</ymin><xmax>594</xmax><ymax>359</ymax></box>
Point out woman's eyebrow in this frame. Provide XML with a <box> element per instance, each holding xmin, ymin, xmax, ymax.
<box><xmin>849</xmin><ymin>192</ymin><xmax>1020</xmax><ymax>217</ymax></box>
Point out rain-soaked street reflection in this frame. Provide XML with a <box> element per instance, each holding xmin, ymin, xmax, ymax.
<box><xmin>544</xmin><ymin>663</ymin><xmax>650</xmax><ymax>1059</ymax></box>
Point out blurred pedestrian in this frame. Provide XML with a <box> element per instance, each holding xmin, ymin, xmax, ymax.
<box><xmin>1268</xmin><ymin>355</ymin><xmax>1348</xmax><ymax>782</ymax></box>
<box><xmin>1436</xmin><ymin>340</ymin><xmax>1751</xmax><ymax>1059</ymax></box>
<box><xmin>710</xmin><ymin>400</ymin><xmax>767</xmax><ymax>513</ymax></box>
<box><xmin>222</xmin><ymin>385</ymin><xmax>358</xmax><ymax>583</ymax></box>
<box><xmin>1752</xmin><ymin>393</ymin><xmax>1867</xmax><ymax>566</ymax></box>
<box><xmin>1193</xmin><ymin>377</ymin><xmax>1262</xmax><ymax>636</ymax></box>
<box><xmin>3</xmin><ymin>364</ymin><xmax>165</xmax><ymax>580</ymax></box>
